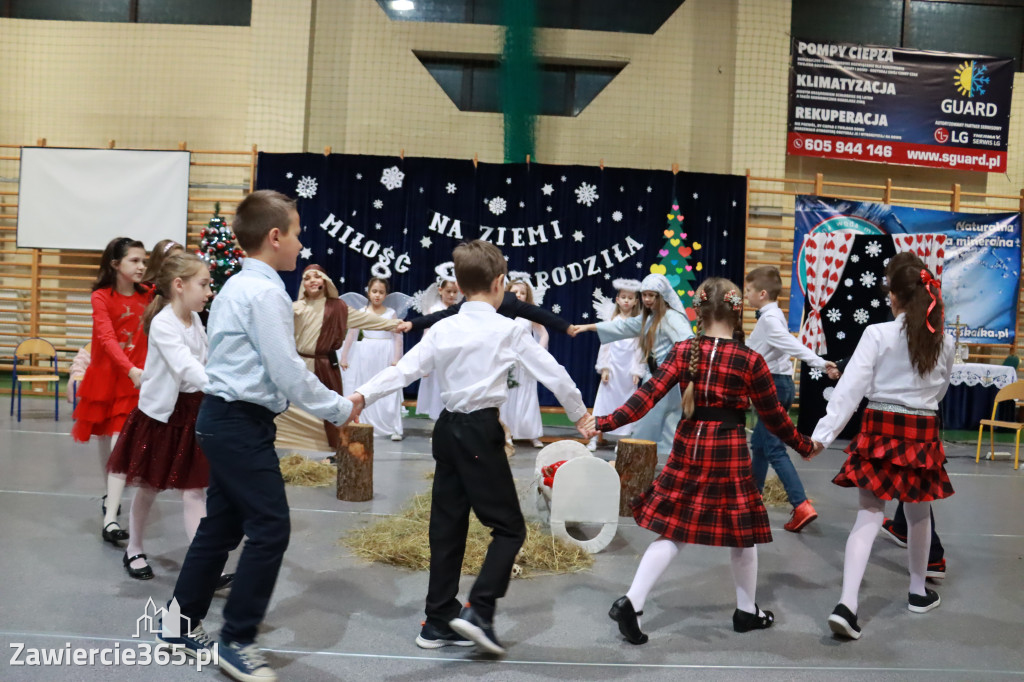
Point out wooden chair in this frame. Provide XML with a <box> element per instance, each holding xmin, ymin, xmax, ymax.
<box><xmin>9</xmin><ymin>338</ymin><xmax>60</xmax><ymax>422</ymax></box>
<box><xmin>71</xmin><ymin>342</ymin><xmax>92</xmax><ymax>411</ymax></box>
<box><xmin>975</xmin><ymin>381</ymin><xmax>1024</xmax><ymax>470</ymax></box>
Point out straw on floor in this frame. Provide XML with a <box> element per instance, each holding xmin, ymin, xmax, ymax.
<box><xmin>343</xmin><ymin>491</ymin><xmax>593</xmax><ymax>578</ymax></box>
<box><xmin>761</xmin><ymin>475</ymin><xmax>790</xmax><ymax>507</ymax></box>
<box><xmin>279</xmin><ymin>453</ymin><xmax>337</xmax><ymax>487</ymax></box>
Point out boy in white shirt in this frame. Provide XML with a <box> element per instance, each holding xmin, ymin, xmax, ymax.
<box><xmin>744</xmin><ymin>266</ymin><xmax>834</xmax><ymax>532</ymax></box>
<box><xmin>350</xmin><ymin>240</ymin><xmax>589</xmax><ymax>656</ymax></box>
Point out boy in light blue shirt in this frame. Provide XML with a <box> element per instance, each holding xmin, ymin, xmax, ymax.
<box><xmin>160</xmin><ymin>190</ymin><xmax>355</xmax><ymax>682</ymax></box>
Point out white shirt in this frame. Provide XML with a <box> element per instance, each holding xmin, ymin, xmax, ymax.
<box><xmin>357</xmin><ymin>300</ymin><xmax>587</xmax><ymax>421</ymax></box>
<box><xmin>205</xmin><ymin>259</ymin><xmax>353</xmax><ymax>425</ymax></box>
<box><xmin>812</xmin><ymin>313</ymin><xmax>955</xmax><ymax>447</ymax></box>
<box><xmin>138</xmin><ymin>306</ymin><xmax>208</xmax><ymax>423</ymax></box>
<box><xmin>747</xmin><ymin>302</ymin><xmax>827</xmax><ymax>375</ymax></box>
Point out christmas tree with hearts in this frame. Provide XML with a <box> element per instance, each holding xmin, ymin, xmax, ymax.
<box><xmin>650</xmin><ymin>201</ymin><xmax>701</xmax><ymax>324</ymax></box>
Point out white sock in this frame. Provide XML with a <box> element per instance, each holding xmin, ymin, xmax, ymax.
<box><xmin>904</xmin><ymin>501</ymin><xmax>932</xmax><ymax>596</ymax></box>
<box><xmin>97</xmin><ymin>435</ymin><xmax>113</xmax><ymax>478</ymax></box>
<box><xmin>182</xmin><ymin>488</ymin><xmax>206</xmax><ymax>542</ymax></box>
<box><xmin>839</xmin><ymin>489</ymin><xmax>885</xmax><ymax>614</ymax></box>
<box><xmin>103</xmin><ymin>473</ymin><xmax>128</xmax><ymax>528</ymax></box>
<box><xmin>730</xmin><ymin>546</ymin><xmax>759</xmax><ymax>615</ymax></box>
<box><xmin>126</xmin><ymin>486</ymin><xmax>158</xmax><ymax>568</ymax></box>
<box><xmin>626</xmin><ymin>537</ymin><xmax>682</xmax><ymax>614</ymax></box>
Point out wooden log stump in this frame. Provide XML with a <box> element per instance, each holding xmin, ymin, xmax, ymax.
<box><xmin>336</xmin><ymin>423</ymin><xmax>375</xmax><ymax>501</ymax></box>
<box><xmin>614</xmin><ymin>438</ymin><xmax>657</xmax><ymax>517</ymax></box>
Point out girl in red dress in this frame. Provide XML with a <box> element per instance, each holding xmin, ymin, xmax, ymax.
<box><xmin>72</xmin><ymin>237</ymin><xmax>151</xmax><ymax>545</ymax></box>
<box><xmin>812</xmin><ymin>253</ymin><xmax>955</xmax><ymax>640</ymax></box>
<box><xmin>107</xmin><ymin>253</ymin><xmax>213</xmax><ymax>580</ymax></box>
<box><xmin>581</xmin><ymin>277</ymin><xmax>818</xmax><ymax>644</ymax></box>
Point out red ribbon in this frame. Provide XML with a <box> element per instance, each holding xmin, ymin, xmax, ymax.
<box><xmin>921</xmin><ymin>269</ymin><xmax>941</xmax><ymax>333</ymax></box>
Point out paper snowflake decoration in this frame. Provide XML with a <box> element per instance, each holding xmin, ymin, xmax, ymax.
<box><xmin>575</xmin><ymin>182</ymin><xmax>599</xmax><ymax>207</ymax></box>
<box><xmin>380</xmin><ymin>165</ymin><xmax>405</xmax><ymax>191</ymax></box>
<box><xmin>488</xmin><ymin>197</ymin><xmax>507</xmax><ymax>216</ymax></box>
<box><xmin>373</xmin><ymin>199</ymin><xmax>383</xmax><ymax>210</ymax></box>
<box><xmin>826</xmin><ymin>308</ymin><xmax>842</xmax><ymax>323</ymax></box>
<box><xmin>870</xmin><ymin>299</ymin><xmax>880</xmax><ymax>308</ymax></box>
<box><xmin>327</xmin><ymin>247</ymin><xmax>334</xmax><ymax>255</ymax></box>
<box><xmin>853</xmin><ymin>308</ymin><xmax>869</xmax><ymax>324</ymax></box>
<box><xmin>355</xmin><ymin>172</ymin><xmax>362</xmax><ymax>180</ymax></box>
<box><xmin>300</xmin><ymin>247</ymin><xmax>312</xmax><ymax>259</ymax></box>
<box><xmin>551</xmin><ymin>304</ymin><xmax>562</xmax><ymax>314</ymax></box>
<box><xmin>612</xmin><ymin>210</ymin><xmax>623</xmax><ymax>222</ymax></box>
<box><xmin>836</xmin><ymin>331</ymin><xmax>846</xmax><ymax>340</ymax></box>
<box><xmin>572</xmin><ymin>230</ymin><xmax>584</xmax><ymax>242</ymax></box>
<box><xmin>374</xmin><ymin>222</ymin><xmax>381</xmax><ymax>230</ymax></box>
<box><xmin>847</xmin><ymin>295</ymin><xmax>853</xmax><ymax>300</ymax></box>
<box><xmin>528</xmin><ymin>256</ymin><xmax>535</xmax><ymax>263</ymax></box>
<box><xmin>865</xmin><ymin>241</ymin><xmax>882</xmax><ymax>257</ymax></box>
<box><xmin>351</xmin><ymin>210</ymin><xmax>357</xmax><ymax>216</ymax></box>
<box><xmin>692</xmin><ymin>192</ymin><xmax>699</xmax><ymax>199</ymax></box>
<box><xmin>850</xmin><ymin>254</ymin><xmax>860</xmax><ymax>263</ymax></box>
<box><xmin>706</xmin><ymin>216</ymin><xmax>711</xmax><ymax>222</ymax></box>
<box><xmin>541</xmin><ymin>184</ymin><xmax>554</xmax><ymax>196</ymax></box>
<box><xmin>560</xmin><ymin>175</ymin><xmax>567</xmax><ymax>182</ymax></box>
<box><xmin>637</xmin><ymin>205</ymin><xmax>644</xmax><ymax>212</ymax></box>
<box><xmin>519</xmin><ymin>201</ymin><xmax>525</xmax><ymax>208</ymax></box>
<box><xmin>823</xmin><ymin>387</ymin><xmax>835</xmax><ymax>401</ymax></box>
<box><xmin>285</xmin><ymin>172</ymin><xmax>293</xmax><ymax>179</ymax></box>
<box><xmin>582</xmin><ymin>312</ymin><xmax>589</xmax><ymax>319</ymax></box>
<box><xmin>446</xmin><ymin>183</ymin><xmax>456</xmax><ymax>194</ymax></box>
<box><xmin>723</xmin><ymin>230</ymin><xmax>728</xmax><ymax>236</ymax></box>
<box><xmin>420</xmin><ymin>236</ymin><xmax>432</xmax><ymax>248</ymax></box>
<box><xmin>721</xmin><ymin>259</ymin><xmax>727</xmax><ymax>265</ymax></box>
<box><xmin>296</xmin><ymin>176</ymin><xmax>318</xmax><ymax>199</ymax></box>
<box><xmin>809</xmin><ymin>367</ymin><xmax>823</xmax><ymax>380</ymax></box>
<box><xmin>860</xmin><ymin>272</ymin><xmax>877</xmax><ymax>288</ymax></box>
<box><xmin>604</xmin><ymin>273</ymin><xmax>611</xmax><ymax>279</ymax></box>
<box><xmin>545</xmin><ymin>206</ymin><xmax>552</xmax><ymax>213</ymax></box>
<box><xmin>844</xmin><ymin>278</ymin><xmax>853</xmax><ymax>287</ymax></box>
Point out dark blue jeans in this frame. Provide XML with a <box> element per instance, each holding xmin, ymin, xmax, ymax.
<box><xmin>169</xmin><ymin>395</ymin><xmax>290</xmax><ymax>645</ymax></box>
<box><xmin>750</xmin><ymin>374</ymin><xmax>807</xmax><ymax>508</ymax></box>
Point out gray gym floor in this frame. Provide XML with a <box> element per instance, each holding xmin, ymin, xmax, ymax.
<box><xmin>1</xmin><ymin>403</ymin><xmax>1022</xmax><ymax>681</ymax></box>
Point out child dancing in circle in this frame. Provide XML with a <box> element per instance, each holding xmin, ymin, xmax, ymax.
<box><xmin>813</xmin><ymin>253</ymin><xmax>955</xmax><ymax>640</ymax></box>
<box><xmin>581</xmin><ymin>278</ymin><xmax>817</xmax><ymax>644</ymax></box>
<box><xmin>588</xmin><ymin>279</ymin><xmax>643</xmax><ymax>451</ymax></box>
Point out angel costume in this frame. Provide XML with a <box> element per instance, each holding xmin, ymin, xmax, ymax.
<box><xmin>414</xmin><ymin>263</ymin><xmax>463</xmax><ymax>421</ymax></box>
<box><xmin>499</xmin><ymin>273</ymin><xmax>549</xmax><ymax>441</ymax></box>
<box><xmin>595</xmin><ymin>273</ymin><xmax>693</xmax><ymax>456</ymax></box>
<box><xmin>591</xmin><ymin>280</ymin><xmax>645</xmax><ymax>437</ymax></box>
<box><xmin>340</xmin><ymin>290</ymin><xmax>412</xmax><ymax>438</ymax></box>
<box><xmin>274</xmin><ymin>265</ymin><xmax>399</xmax><ymax>452</ymax></box>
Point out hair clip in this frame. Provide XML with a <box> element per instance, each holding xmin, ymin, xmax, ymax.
<box><xmin>724</xmin><ymin>291</ymin><xmax>743</xmax><ymax>311</ymax></box>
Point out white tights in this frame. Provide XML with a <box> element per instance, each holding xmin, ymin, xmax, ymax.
<box><xmin>125</xmin><ymin>487</ymin><xmax>206</xmax><ymax>569</ymax></box>
<box><xmin>625</xmin><ymin>536</ymin><xmax>762</xmax><ymax>617</ymax></box>
<box><xmin>839</xmin><ymin>489</ymin><xmax>932</xmax><ymax>613</ymax></box>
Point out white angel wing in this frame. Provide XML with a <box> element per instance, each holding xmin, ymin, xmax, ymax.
<box><xmin>384</xmin><ymin>292</ymin><xmax>415</xmax><ymax>319</ymax></box>
<box><xmin>592</xmin><ymin>287</ymin><xmax>616</xmax><ymax>322</ymax></box>
<box><xmin>341</xmin><ymin>292</ymin><xmax>368</xmax><ymax>310</ymax></box>
<box><xmin>411</xmin><ymin>285</ymin><xmax>441</xmax><ymax>314</ymax></box>
<box><xmin>533</xmin><ymin>284</ymin><xmax>548</xmax><ymax>307</ymax></box>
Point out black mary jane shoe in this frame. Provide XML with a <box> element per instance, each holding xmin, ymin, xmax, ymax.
<box><xmin>609</xmin><ymin>596</ymin><xmax>649</xmax><ymax>645</ymax></box>
<box><xmin>733</xmin><ymin>605</ymin><xmax>775</xmax><ymax>633</ymax></box>
<box><xmin>122</xmin><ymin>552</ymin><xmax>154</xmax><ymax>580</ymax></box>
<box><xmin>102</xmin><ymin>521</ymin><xmax>129</xmax><ymax>545</ymax></box>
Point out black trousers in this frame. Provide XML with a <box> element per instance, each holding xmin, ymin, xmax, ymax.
<box><xmin>169</xmin><ymin>395</ymin><xmax>291</xmax><ymax>644</ymax></box>
<box><xmin>891</xmin><ymin>501</ymin><xmax>944</xmax><ymax>563</ymax></box>
<box><xmin>426</xmin><ymin>407</ymin><xmax>526</xmax><ymax>625</ymax></box>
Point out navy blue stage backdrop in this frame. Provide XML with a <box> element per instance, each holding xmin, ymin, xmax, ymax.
<box><xmin>255</xmin><ymin>153</ymin><xmax>746</xmax><ymax>407</ymax></box>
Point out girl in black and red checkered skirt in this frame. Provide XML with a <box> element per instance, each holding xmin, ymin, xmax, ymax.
<box><xmin>812</xmin><ymin>252</ymin><xmax>955</xmax><ymax>640</ymax></box>
<box><xmin>581</xmin><ymin>277</ymin><xmax>818</xmax><ymax>645</ymax></box>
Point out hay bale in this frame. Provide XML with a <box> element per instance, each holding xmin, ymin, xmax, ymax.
<box><xmin>761</xmin><ymin>475</ymin><xmax>790</xmax><ymax>507</ymax></box>
<box><xmin>343</xmin><ymin>491</ymin><xmax>593</xmax><ymax>578</ymax></box>
<box><xmin>279</xmin><ymin>454</ymin><xmax>337</xmax><ymax>487</ymax></box>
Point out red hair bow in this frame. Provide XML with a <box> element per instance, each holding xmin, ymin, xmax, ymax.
<box><xmin>920</xmin><ymin>269</ymin><xmax>941</xmax><ymax>333</ymax></box>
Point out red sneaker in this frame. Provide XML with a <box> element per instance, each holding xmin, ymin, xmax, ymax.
<box><xmin>926</xmin><ymin>558</ymin><xmax>946</xmax><ymax>580</ymax></box>
<box><xmin>784</xmin><ymin>500</ymin><xmax>818</xmax><ymax>533</ymax></box>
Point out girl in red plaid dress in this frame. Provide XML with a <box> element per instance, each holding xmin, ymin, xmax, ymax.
<box><xmin>813</xmin><ymin>254</ymin><xmax>955</xmax><ymax>640</ymax></box>
<box><xmin>581</xmin><ymin>277</ymin><xmax>817</xmax><ymax>644</ymax></box>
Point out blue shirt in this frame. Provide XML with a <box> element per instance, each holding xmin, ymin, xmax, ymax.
<box><xmin>596</xmin><ymin>308</ymin><xmax>693</xmax><ymax>368</ymax></box>
<box><xmin>205</xmin><ymin>259</ymin><xmax>353</xmax><ymax>424</ymax></box>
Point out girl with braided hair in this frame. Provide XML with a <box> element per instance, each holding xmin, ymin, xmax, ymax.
<box><xmin>580</xmin><ymin>277</ymin><xmax>818</xmax><ymax>644</ymax></box>
<box><xmin>813</xmin><ymin>254</ymin><xmax>955</xmax><ymax>640</ymax></box>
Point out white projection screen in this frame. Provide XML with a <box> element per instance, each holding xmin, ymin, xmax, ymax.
<box><xmin>17</xmin><ymin>148</ymin><xmax>190</xmax><ymax>250</ymax></box>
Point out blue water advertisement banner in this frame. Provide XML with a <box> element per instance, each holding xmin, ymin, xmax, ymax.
<box><xmin>789</xmin><ymin>195</ymin><xmax>1021</xmax><ymax>344</ymax></box>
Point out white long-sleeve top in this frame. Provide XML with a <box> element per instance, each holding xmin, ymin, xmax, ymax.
<box><xmin>747</xmin><ymin>302</ymin><xmax>827</xmax><ymax>375</ymax></box>
<box><xmin>812</xmin><ymin>313</ymin><xmax>955</xmax><ymax>447</ymax></box>
<box><xmin>357</xmin><ymin>300</ymin><xmax>587</xmax><ymax>422</ymax></box>
<box><xmin>138</xmin><ymin>306</ymin><xmax>209</xmax><ymax>423</ymax></box>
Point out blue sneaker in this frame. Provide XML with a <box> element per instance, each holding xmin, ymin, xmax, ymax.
<box><xmin>219</xmin><ymin>640</ymin><xmax>277</xmax><ymax>682</ymax></box>
<box><xmin>415</xmin><ymin>620</ymin><xmax>473</xmax><ymax>649</ymax></box>
<box><xmin>155</xmin><ymin>621</ymin><xmax>214</xmax><ymax>659</ymax></box>
<box><xmin>449</xmin><ymin>606</ymin><xmax>505</xmax><ymax>656</ymax></box>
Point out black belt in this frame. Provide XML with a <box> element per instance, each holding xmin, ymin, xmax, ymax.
<box><xmin>690</xmin><ymin>406</ymin><xmax>747</xmax><ymax>426</ymax></box>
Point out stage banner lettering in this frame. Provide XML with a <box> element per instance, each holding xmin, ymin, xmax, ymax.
<box><xmin>788</xmin><ymin>195</ymin><xmax>1021</xmax><ymax>345</ymax></box>
<box><xmin>787</xmin><ymin>38</ymin><xmax>1014</xmax><ymax>173</ymax></box>
<box><xmin>255</xmin><ymin>153</ymin><xmax>746</xmax><ymax>404</ymax></box>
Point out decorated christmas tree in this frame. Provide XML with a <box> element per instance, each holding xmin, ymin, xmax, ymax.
<box><xmin>652</xmin><ymin>201</ymin><xmax>701</xmax><ymax>323</ymax></box>
<box><xmin>197</xmin><ymin>202</ymin><xmax>244</xmax><ymax>306</ymax></box>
